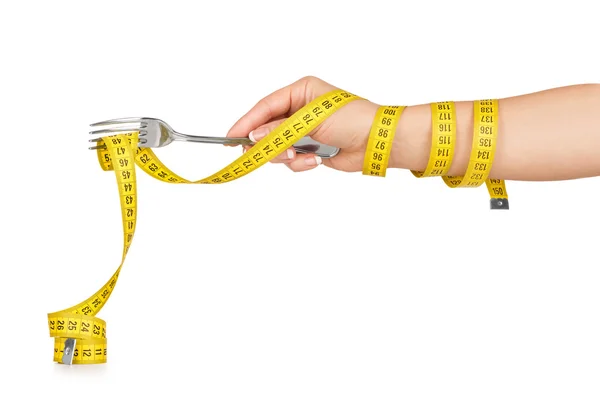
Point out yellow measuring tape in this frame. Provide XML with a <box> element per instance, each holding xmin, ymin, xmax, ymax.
<box><xmin>47</xmin><ymin>89</ymin><xmax>360</xmax><ymax>364</ymax></box>
<box><xmin>48</xmin><ymin>89</ymin><xmax>510</xmax><ymax>364</ymax></box>
<box><xmin>363</xmin><ymin>100</ymin><xmax>509</xmax><ymax>209</ymax></box>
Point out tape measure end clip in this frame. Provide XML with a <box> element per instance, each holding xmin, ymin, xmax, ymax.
<box><xmin>61</xmin><ymin>338</ymin><xmax>76</xmax><ymax>365</ymax></box>
<box><xmin>490</xmin><ymin>198</ymin><xmax>509</xmax><ymax>210</ymax></box>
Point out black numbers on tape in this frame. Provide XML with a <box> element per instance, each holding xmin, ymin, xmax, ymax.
<box><xmin>492</xmin><ymin>187</ymin><xmax>504</xmax><ymax>195</ymax></box>
<box><xmin>273</xmin><ymin>137</ymin><xmax>284</xmax><ymax>147</ymax></box>
<box><xmin>375</xmin><ymin>141</ymin><xmax>386</xmax><ymax>150</ymax></box>
<box><xmin>293</xmin><ymin>122</ymin><xmax>304</xmax><ymax>133</ymax></box>
<box><xmin>148</xmin><ymin>163</ymin><xmax>158</xmax><ymax>172</ymax></box>
<box><xmin>332</xmin><ymin>95</ymin><xmax>342</xmax><ymax>103</ymax></box>
<box><xmin>477</xmin><ymin>151</ymin><xmax>490</xmax><ymax>159</ymax></box>
<box><xmin>233</xmin><ymin>166</ymin><xmax>243</xmax><ymax>175</ymax></box>
<box><xmin>302</xmin><ymin>113</ymin><xmax>314</xmax><ymax>125</ymax></box>
<box><xmin>49</xmin><ymin>320</ymin><xmax>55</xmax><ymax>330</ymax></box>
<box><xmin>282</xmin><ymin>130</ymin><xmax>294</xmax><ymax>141</ymax></box>
<box><xmin>474</xmin><ymin>163</ymin><xmax>488</xmax><ymax>171</ymax></box>
<box><xmin>489</xmin><ymin>179</ymin><xmax>502</xmax><ymax>184</ymax></box>
<box><xmin>435</xmin><ymin>160</ymin><xmax>447</xmax><ymax>168</ymax></box>
<box><xmin>471</xmin><ymin>173</ymin><xmax>484</xmax><ymax>180</ymax></box>
<box><xmin>68</xmin><ymin>320</ymin><xmax>77</xmax><ymax>331</ymax></box>
<box><xmin>121</xmin><ymin>171</ymin><xmax>131</xmax><ymax>180</ymax></box>
<box><xmin>381</xmin><ymin>117</ymin><xmax>392</xmax><ymax>126</ymax></box>
<box><xmin>437</xmin><ymin>149</ymin><xmax>450</xmax><ymax>157</ymax></box>
<box><xmin>480</xmin><ymin>126</ymin><xmax>493</xmax><ymax>135</ymax></box>
<box><xmin>438</xmin><ymin>124</ymin><xmax>452</xmax><ymax>132</ymax></box>
<box><xmin>372</xmin><ymin>152</ymin><xmax>383</xmax><ymax>161</ymax></box>
<box><xmin>243</xmin><ymin>159</ymin><xmax>254</xmax><ymax>169</ymax></box>
<box><xmin>57</xmin><ymin>320</ymin><xmax>64</xmax><ymax>331</ymax></box>
<box><xmin>438</xmin><ymin>136</ymin><xmax>451</xmax><ymax>145</ymax></box>
<box><xmin>83</xmin><ymin>349</ymin><xmax>91</xmax><ymax>357</ymax></box>
<box><xmin>139</xmin><ymin>154</ymin><xmax>151</xmax><ymax>164</ymax></box>
<box><xmin>81</xmin><ymin>321</ymin><xmax>90</xmax><ymax>333</ymax></box>
<box><xmin>125</xmin><ymin>196</ymin><xmax>134</xmax><ymax>205</ymax></box>
<box><xmin>480</xmin><ymin>106</ymin><xmax>494</xmax><ymax>113</ymax></box>
<box><xmin>437</xmin><ymin>103</ymin><xmax>451</xmax><ymax>110</ymax></box>
<box><xmin>312</xmin><ymin>106</ymin><xmax>324</xmax><ymax>117</ymax></box>
<box><xmin>93</xmin><ymin>324</ymin><xmax>101</xmax><ymax>335</ymax></box>
<box><xmin>262</xmin><ymin>144</ymin><xmax>273</xmax><ymax>155</ymax></box>
<box><xmin>322</xmin><ymin>100</ymin><xmax>333</xmax><ymax>109</ymax></box>
<box><xmin>383</xmin><ymin>109</ymin><xmax>396</xmax><ymax>116</ymax></box>
<box><xmin>481</xmin><ymin>115</ymin><xmax>494</xmax><ymax>123</ymax></box>
<box><xmin>81</xmin><ymin>305</ymin><xmax>92</xmax><ymax>315</ymax></box>
<box><xmin>371</xmin><ymin>162</ymin><xmax>381</xmax><ymax>170</ymax></box>
<box><xmin>158</xmin><ymin>171</ymin><xmax>168</xmax><ymax>178</ymax></box>
<box><xmin>478</xmin><ymin>138</ymin><xmax>492</xmax><ymax>147</ymax></box>
<box><xmin>123</xmin><ymin>183</ymin><xmax>133</xmax><ymax>192</ymax></box>
<box><xmin>252</xmin><ymin>152</ymin><xmax>264</xmax><ymax>163</ymax></box>
<box><xmin>377</xmin><ymin>129</ymin><xmax>389</xmax><ymax>138</ymax></box>
<box><xmin>438</xmin><ymin>112</ymin><xmax>452</xmax><ymax>121</ymax></box>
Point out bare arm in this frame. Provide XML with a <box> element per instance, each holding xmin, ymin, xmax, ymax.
<box><xmin>228</xmin><ymin>78</ymin><xmax>600</xmax><ymax>180</ymax></box>
<box><xmin>391</xmin><ymin>84</ymin><xmax>600</xmax><ymax>181</ymax></box>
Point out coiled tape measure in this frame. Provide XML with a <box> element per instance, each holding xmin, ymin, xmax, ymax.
<box><xmin>47</xmin><ymin>89</ymin><xmax>508</xmax><ymax>364</ymax></box>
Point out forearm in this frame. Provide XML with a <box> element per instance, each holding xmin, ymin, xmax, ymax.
<box><xmin>389</xmin><ymin>84</ymin><xmax>600</xmax><ymax>181</ymax></box>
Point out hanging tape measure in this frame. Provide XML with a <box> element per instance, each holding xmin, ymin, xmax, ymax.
<box><xmin>47</xmin><ymin>89</ymin><xmax>508</xmax><ymax>364</ymax></box>
<box><xmin>47</xmin><ymin>89</ymin><xmax>360</xmax><ymax>364</ymax></box>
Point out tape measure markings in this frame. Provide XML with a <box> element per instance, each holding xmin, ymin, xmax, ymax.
<box><xmin>48</xmin><ymin>89</ymin><xmax>361</xmax><ymax>364</ymax></box>
<box><xmin>362</xmin><ymin>105</ymin><xmax>405</xmax><ymax>177</ymax></box>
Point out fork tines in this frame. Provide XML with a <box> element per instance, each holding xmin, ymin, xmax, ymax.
<box><xmin>88</xmin><ymin>117</ymin><xmax>148</xmax><ymax>150</ymax></box>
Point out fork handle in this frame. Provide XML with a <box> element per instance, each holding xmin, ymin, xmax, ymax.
<box><xmin>171</xmin><ymin>133</ymin><xmax>340</xmax><ymax>158</ymax></box>
<box><xmin>172</xmin><ymin>133</ymin><xmax>252</xmax><ymax>146</ymax></box>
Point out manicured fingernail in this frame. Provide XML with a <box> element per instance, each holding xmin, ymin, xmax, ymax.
<box><xmin>286</xmin><ymin>149</ymin><xmax>294</xmax><ymax>159</ymax></box>
<box><xmin>249</xmin><ymin>128</ymin><xmax>268</xmax><ymax>142</ymax></box>
<box><xmin>305</xmin><ymin>156</ymin><xmax>322</xmax><ymax>166</ymax></box>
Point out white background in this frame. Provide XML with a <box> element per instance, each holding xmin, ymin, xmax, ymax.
<box><xmin>1</xmin><ymin>1</ymin><xmax>599</xmax><ymax>417</ymax></box>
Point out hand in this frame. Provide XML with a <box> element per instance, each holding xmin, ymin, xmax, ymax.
<box><xmin>227</xmin><ymin>76</ymin><xmax>379</xmax><ymax>172</ymax></box>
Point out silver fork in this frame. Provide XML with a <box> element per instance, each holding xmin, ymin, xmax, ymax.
<box><xmin>88</xmin><ymin>117</ymin><xmax>340</xmax><ymax>158</ymax></box>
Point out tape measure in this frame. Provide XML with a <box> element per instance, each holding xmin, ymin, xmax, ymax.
<box><xmin>363</xmin><ymin>100</ymin><xmax>509</xmax><ymax>209</ymax></box>
<box><xmin>47</xmin><ymin>89</ymin><xmax>360</xmax><ymax>364</ymax></box>
<box><xmin>47</xmin><ymin>89</ymin><xmax>509</xmax><ymax>364</ymax></box>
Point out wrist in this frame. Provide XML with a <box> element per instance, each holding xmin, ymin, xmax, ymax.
<box><xmin>388</xmin><ymin>103</ymin><xmax>432</xmax><ymax>170</ymax></box>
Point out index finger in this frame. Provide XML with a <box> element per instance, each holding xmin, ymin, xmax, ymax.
<box><xmin>226</xmin><ymin>78</ymin><xmax>309</xmax><ymax>138</ymax></box>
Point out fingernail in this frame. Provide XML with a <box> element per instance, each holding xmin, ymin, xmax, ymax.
<box><xmin>249</xmin><ymin>128</ymin><xmax>268</xmax><ymax>142</ymax></box>
<box><xmin>305</xmin><ymin>156</ymin><xmax>322</xmax><ymax>167</ymax></box>
<box><xmin>286</xmin><ymin>149</ymin><xmax>294</xmax><ymax>159</ymax></box>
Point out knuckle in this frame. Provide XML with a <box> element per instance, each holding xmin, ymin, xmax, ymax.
<box><xmin>299</xmin><ymin>75</ymin><xmax>318</xmax><ymax>84</ymax></box>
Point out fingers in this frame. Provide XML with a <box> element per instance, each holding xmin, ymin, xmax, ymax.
<box><xmin>284</xmin><ymin>154</ymin><xmax>323</xmax><ymax>172</ymax></box>
<box><xmin>242</xmin><ymin>118</ymin><xmax>324</xmax><ymax>172</ymax></box>
<box><xmin>227</xmin><ymin>77</ymin><xmax>312</xmax><ymax>138</ymax></box>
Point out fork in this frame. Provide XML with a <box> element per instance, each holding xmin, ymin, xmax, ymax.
<box><xmin>88</xmin><ymin>117</ymin><xmax>340</xmax><ymax>158</ymax></box>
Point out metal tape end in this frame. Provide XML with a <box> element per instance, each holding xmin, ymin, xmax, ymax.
<box><xmin>490</xmin><ymin>198</ymin><xmax>509</xmax><ymax>210</ymax></box>
<box><xmin>62</xmin><ymin>338</ymin><xmax>76</xmax><ymax>365</ymax></box>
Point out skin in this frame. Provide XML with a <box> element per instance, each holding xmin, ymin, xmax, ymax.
<box><xmin>227</xmin><ymin>76</ymin><xmax>600</xmax><ymax>181</ymax></box>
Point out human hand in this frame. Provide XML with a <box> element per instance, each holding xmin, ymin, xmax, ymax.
<box><xmin>227</xmin><ymin>76</ymin><xmax>379</xmax><ymax>172</ymax></box>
